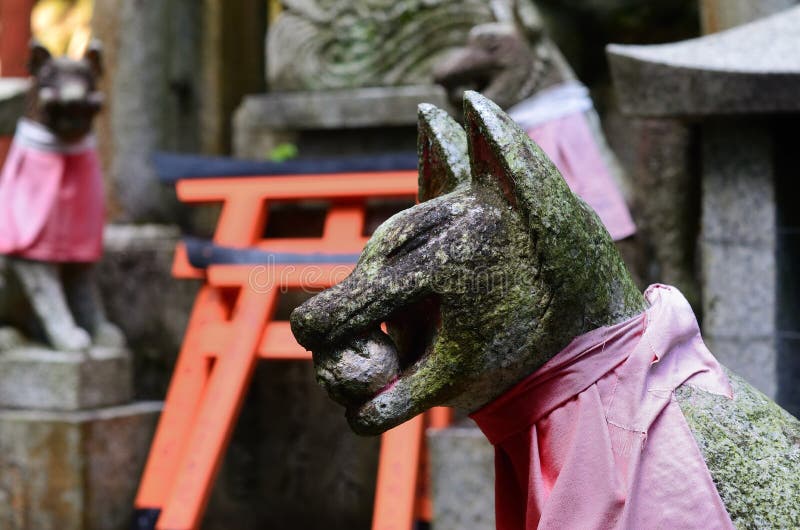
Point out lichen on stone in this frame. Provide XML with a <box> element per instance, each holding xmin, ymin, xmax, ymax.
<box><xmin>676</xmin><ymin>369</ymin><xmax>800</xmax><ymax>528</ymax></box>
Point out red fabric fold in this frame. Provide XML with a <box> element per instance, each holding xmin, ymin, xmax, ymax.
<box><xmin>0</xmin><ymin>139</ymin><xmax>104</xmax><ymax>262</ymax></box>
<box><xmin>471</xmin><ymin>284</ymin><xmax>734</xmax><ymax>530</ymax></box>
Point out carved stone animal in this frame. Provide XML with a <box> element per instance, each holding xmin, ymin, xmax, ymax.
<box><xmin>433</xmin><ymin>16</ymin><xmax>573</xmax><ymax>111</ymax></box>
<box><xmin>291</xmin><ymin>92</ymin><xmax>800</xmax><ymax>527</ymax></box>
<box><xmin>434</xmin><ymin>9</ymin><xmax>642</xmax><ymax>276</ymax></box>
<box><xmin>0</xmin><ymin>41</ymin><xmax>123</xmax><ymax>352</ymax></box>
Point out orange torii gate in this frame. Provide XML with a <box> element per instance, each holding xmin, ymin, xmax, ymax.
<box><xmin>132</xmin><ymin>168</ymin><xmax>452</xmax><ymax>530</ymax></box>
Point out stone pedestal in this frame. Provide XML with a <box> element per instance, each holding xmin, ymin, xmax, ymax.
<box><xmin>608</xmin><ymin>6</ymin><xmax>800</xmax><ymax>414</ymax></box>
<box><xmin>233</xmin><ymin>85</ymin><xmax>453</xmax><ymax>159</ymax></box>
<box><xmin>700</xmin><ymin>123</ymin><xmax>777</xmax><ymax>396</ymax></box>
<box><xmin>0</xmin><ymin>346</ymin><xmax>132</xmax><ymax>410</ymax></box>
<box><xmin>0</xmin><ymin>337</ymin><xmax>161</xmax><ymax>528</ymax></box>
<box><xmin>0</xmin><ymin>402</ymin><xmax>160</xmax><ymax>530</ymax></box>
<box><xmin>427</xmin><ymin>424</ymin><xmax>495</xmax><ymax>530</ymax></box>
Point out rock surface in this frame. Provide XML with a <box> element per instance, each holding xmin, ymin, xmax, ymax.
<box><xmin>608</xmin><ymin>6</ymin><xmax>800</xmax><ymax>117</ymax></box>
<box><xmin>676</xmin><ymin>370</ymin><xmax>800</xmax><ymax>528</ymax></box>
<box><xmin>0</xmin><ymin>402</ymin><xmax>160</xmax><ymax>530</ymax></box>
<box><xmin>0</xmin><ymin>346</ymin><xmax>132</xmax><ymax>410</ymax></box>
<box><xmin>267</xmin><ymin>0</ymin><xmax>496</xmax><ymax>90</ymax></box>
<box><xmin>428</xmin><ymin>424</ymin><xmax>495</xmax><ymax>530</ymax></box>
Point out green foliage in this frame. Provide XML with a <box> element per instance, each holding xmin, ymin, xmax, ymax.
<box><xmin>267</xmin><ymin>142</ymin><xmax>298</xmax><ymax>162</ymax></box>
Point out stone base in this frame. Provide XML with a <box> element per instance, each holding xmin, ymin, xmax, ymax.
<box><xmin>0</xmin><ymin>346</ymin><xmax>132</xmax><ymax>410</ymax></box>
<box><xmin>232</xmin><ymin>85</ymin><xmax>452</xmax><ymax>159</ymax></box>
<box><xmin>428</xmin><ymin>424</ymin><xmax>495</xmax><ymax>530</ymax></box>
<box><xmin>0</xmin><ymin>401</ymin><xmax>161</xmax><ymax>530</ymax></box>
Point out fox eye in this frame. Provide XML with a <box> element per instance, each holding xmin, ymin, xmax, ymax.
<box><xmin>385</xmin><ymin>223</ymin><xmax>439</xmax><ymax>261</ymax></box>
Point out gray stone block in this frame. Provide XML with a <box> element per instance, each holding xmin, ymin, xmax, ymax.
<box><xmin>0</xmin><ymin>346</ymin><xmax>132</xmax><ymax>411</ymax></box>
<box><xmin>701</xmin><ymin>241</ymin><xmax>775</xmax><ymax>339</ymax></box>
<box><xmin>235</xmin><ymin>85</ymin><xmax>451</xmax><ymax>131</ymax></box>
<box><xmin>608</xmin><ymin>6</ymin><xmax>800</xmax><ymax>117</ymax></box>
<box><xmin>626</xmin><ymin>118</ymin><xmax>700</xmax><ymax>307</ymax></box>
<box><xmin>0</xmin><ymin>401</ymin><xmax>161</xmax><ymax>530</ymax></box>
<box><xmin>706</xmin><ymin>336</ymin><xmax>777</xmax><ymax>399</ymax></box>
<box><xmin>428</xmin><ymin>424</ymin><xmax>495</xmax><ymax>530</ymax></box>
<box><xmin>701</xmin><ymin>123</ymin><xmax>775</xmax><ymax>246</ymax></box>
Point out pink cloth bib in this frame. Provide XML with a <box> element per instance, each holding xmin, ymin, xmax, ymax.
<box><xmin>526</xmin><ymin>112</ymin><xmax>635</xmax><ymax>241</ymax></box>
<box><xmin>471</xmin><ymin>285</ymin><xmax>735</xmax><ymax>530</ymax></box>
<box><xmin>0</xmin><ymin>120</ymin><xmax>105</xmax><ymax>262</ymax></box>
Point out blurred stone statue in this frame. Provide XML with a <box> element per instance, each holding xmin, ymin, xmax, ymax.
<box><xmin>0</xmin><ymin>40</ymin><xmax>124</xmax><ymax>351</ymax></box>
<box><xmin>434</xmin><ymin>0</ymin><xmax>636</xmax><ymax>243</ymax></box>
<box><xmin>268</xmin><ymin>0</ymin><xmax>539</xmax><ymax>91</ymax></box>
<box><xmin>291</xmin><ymin>92</ymin><xmax>800</xmax><ymax>528</ymax></box>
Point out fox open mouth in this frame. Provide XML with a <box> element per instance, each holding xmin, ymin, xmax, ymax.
<box><xmin>314</xmin><ymin>295</ymin><xmax>442</xmax><ymax>413</ymax></box>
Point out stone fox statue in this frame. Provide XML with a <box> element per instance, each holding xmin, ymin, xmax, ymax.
<box><xmin>0</xmin><ymin>40</ymin><xmax>124</xmax><ymax>351</ymax></box>
<box><xmin>433</xmin><ymin>5</ymin><xmax>637</xmax><ymax>246</ymax></box>
<box><xmin>291</xmin><ymin>93</ymin><xmax>800</xmax><ymax>528</ymax></box>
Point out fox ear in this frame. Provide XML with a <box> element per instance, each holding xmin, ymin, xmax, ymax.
<box><xmin>417</xmin><ymin>103</ymin><xmax>471</xmax><ymax>202</ymax></box>
<box><xmin>83</xmin><ymin>40</ymin><xmax>103</xmax><ymax>78</ymax></box>
<box><xmin>463</xmin><ymin>90</ymin><xmax>573</xmax><ymax>224</ymax></box>
<box><xmin>28</xmin><ymin>40</ymin><xmax>51</xmax><ymax>76</ymax></box>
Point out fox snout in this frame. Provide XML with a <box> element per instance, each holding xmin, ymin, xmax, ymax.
<box><xmin>291</xmin><ymin>300</ymin><xmax>402</xmax><ymax>408</ymax></box>
<box><xmin>312</xmin><ymin>329</ymin><xmax>400</xmax><ymax>406</ymax></box>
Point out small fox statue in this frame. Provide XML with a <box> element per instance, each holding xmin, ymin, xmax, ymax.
<box><xmin>291</xmin><ymin>92</ymin><xmax>800</xmax><ymax>528</ymax></box>
<box><xmin>0</xmin><ymin>40</ymin><xmax>123</xmax><ymax>352</ymax></box>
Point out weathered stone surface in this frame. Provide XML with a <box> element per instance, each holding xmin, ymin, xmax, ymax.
<box><xmin>676</xmin><ymin>369</ymin><xmax>800</xmax><ymax>528</ymax></box>
<box><xmin>267</xmin><ymin>0</ymin><xmax>495</xmax><ymax>90</ymax></box>
<box><xmin>0</xmin><ymin>78</ymin><xmax>28</xmax><ymax>136</ymax></box>
<box><xmin>700</xmin><ymin>122</ymin><xmax>777</xmax><ymax>399</ymax></box>
<box><xmin>236</xmin><ymin>85</ymin><xmax>454</xmax><ymax>131</ymax></box>
<box><xmin>290</xmin><ymin>91</ymin><xmax>800</xmax><ymax>523</ymax></box>
<box><xmin>97</xmin><ymin>224</ymin><xmax>198</xmax><ymax>399</ymax></box>
<box><xmin>291</xmin><ymin>92</ymin><xmax>644</xmax><ymax>435</ymax></box>
<box><xmin>0</xmin><ymin>401</ymin><xmax>161</xmax><ymax>530</ymax></box>
<box><xmin>702</xmin><ymin>243</ymin><xmax>774</xmax><ymax>341</ymax></box>
<box><xmin>92</xmin><ymin>0</ymin><xmax>201</xmax><ymax>222</ymax></box>
<box><xmin>626</xmin><ymin>118</ymin><xmax>699</xmax><ymax>308</ymax></box>
<box><xmin>428</xmin><ymin>424</ymin><xmax>494</xmax><ymax>530</ymax></box>
<box><xmin>705</xmin><ymin>337</ymin><xmax>777</xmax><ymax>400</ymax></box>
<box><xmin>232</xmin><ymin>85</ymin><xmax>453</xmax><ymax>159</ymax></box>
<box><xmin>0</xmin><ymin>346</ymin><xmax>131</xmax><ymax>410</ymax></box>
<box><xmin>701</xmin><ymin>123</ymin><xmax>775</xmax><ymax>246</ymax></box>
<box><xmin>608</xmin><ymin>6</ymin><xmax>800</xmax><ymax>117</ymax></box>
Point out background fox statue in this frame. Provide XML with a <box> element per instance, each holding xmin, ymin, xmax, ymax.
<box><xmin>291</xmin><ymin>92</ymin><xmax>800</xmax><ymax>528</ymax></box>
<box><xmin>0</xmin><ymin>40</ymin><xmax>123</xmax><ymax>352</ymax></box>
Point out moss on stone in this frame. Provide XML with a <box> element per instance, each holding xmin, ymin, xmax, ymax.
<box><xmin>676</xmin><ymin>369</ymin><xmax>800</xmax><ymax>528</ymax></box>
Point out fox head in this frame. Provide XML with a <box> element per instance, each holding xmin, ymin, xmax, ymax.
<box><xmin>433</xmin><ymin>3</ymin><xmax>574</xmax><ymax>110</ymax></box>
<box><xmin>290</xmin><ymin>92</ymin><xmax>645</xmax><ymax>436</ymax></box>
<box><xmin>26</xmin><ymin>40</ymin><xmax>104</xmax><ymax>143</ymax></box>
